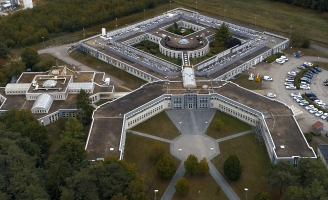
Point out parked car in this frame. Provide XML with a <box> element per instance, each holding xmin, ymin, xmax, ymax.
<box><xmin>321</xmin><ymin>113</ymin><xmax>328</xmax><ymax>120</ymax></box>
<box><xmin>263</xmin><ymin>76</ymin><xmax>273</xmax><ymax>81</ymax></box>
<box><xmin>276</xmin><ymin>58</ymin><xmax>285</xmax><ymax>65</ymax></box>
<box><xmin>299</xmin><ymin>101</ymin><xmax>309</xmax><ymax>106</ymax></box>
<box><xmin>300</xmin><ymin>85</ymin><xmax>311</xmax><ymax>90</ymax></box>
<box><xmin>293</xmin><ymin>96</ymin><xmax>302</xmax><ymax>100</ymax></box>
<box><xmin>314</xmin><ymin>67</ymin><xmax>322</xmax><ymax>72</ymax></box>
<box><xmin>285</xmin><ymin>82</ymin><xmax>294</xmax><ymax>86</ymax></box>
<box><xmin>305</xmin><ymin>92</ymin><xmax>316</xmax><ymax>97</ymax></box>
<box><xmin>280</xmin><ymin>56</ymin><xmax>288</xmax><ymax>62</ymax></box>
<box><xmin>296</xmin><ymin>98</ymin><xmax>305</xmax><ymax>103</ymax></box>
<box><xmin>305</xmin><ymin>105</ymin><xmax>315</xmax><ymax>110</ymax></box>
<box><xmin>298</xmin><ymin>65</ymin><xmax>306</xmax><ymax>70</ymax></box>
<box><xmin>291</xmin><ymin>92</ymin><xmax>301</xmax><ymax>97</ymax></box>
<box><xmin>324</xmin><ymin>83</ymin><xmax>328</xmax><ymax>86</ymax></box>
<box><xmin>309</xmin><ymin>108</ymin><xmax>319</xmax><ymax>114</ymax></box>
<box><xmin>315</xmin><ymin>111</ymin><xmax>324</xmax><ymax>117</ymax></box>
<box><xmin>267</xmin><ymin>93</ymin><xmax>276</xmax><ymax>98</ymax></box>
<box><xmin>303</xmin><ymin>62</ymin><xmax>313</xmax><ymax>67</ymax></box>
<box><xmin>309</xmin><ymin>96</ymin><xmax>318</xmax><ymax>101</ymax></box>
<box><xmin>286</xmin><ymin>85</ymin><xmax>296</xmax><ymax>90</ymax></box>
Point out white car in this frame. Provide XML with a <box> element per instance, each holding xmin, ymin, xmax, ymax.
<box><xmin>321</xmin><ymin>113</ymin><xmax>328</xmax><ymax>120</ymax></box>
<box><xmin>280</xmin><ymin>56</ymin><xmax>289</xmax><ymax>62</ymax></box>
<box><xmin>291</xmin><ymin>92</ymin><xmax>301</xmax><ymax>97</ymax></box>
<box><xmin>263</xmin><ymin>76</ymin><xmax>273</xmax><ymax>81</ymax></box>
<box><xmin>315</xmin><ymin>111</ymin><xmax>324</xmax><ymax>117</ymax></box>
<box><xmin>309</xmin><ymin>108</ymin><xmax>319</xmax><ymax>114</ymax></box>
<box><xmin>293</xmin><ymin>96</ymin><xmax>302</xmax><ymax>100</ymax></box>
<box><xmin>286</xmin><ymin>85</ymin><xmax>296</xmax><ymax>90</ymax></box>
<box><xmin>304</xmin><ymin>62</ymin><xmax>313</xmax><ymax>67</ymax></box>
<box><xmin>305</xmin><ymin>105</ymin><xmax>315</xmax><ymax>110</ymax></box>
<box><xmin>276</xmin><ymin>58</ymin><xmax>285</xmax><ymax>65</ymax></box>
<box><xmin>285</xmin><ymin>82</ymin><xmax>294</xmax><ymax>86</ymax></box>
<box><xmin>300</xmin><ymin>85</ymin><xmax>311</xmax><ymax>90</ymax></box>
<box><xmin>299</xmin><ymin>101</ymin><xmax>309</xmax><ymax>106</ymax></box>
<box><xmin>267</xmin><ymin>93</ymin><xmax>276</xmax><ymax>98</ymax></box>
<box><xmin>296</xmin><ymin>98</ymin><xmax>305</xmax><ymax>103</ymax></box>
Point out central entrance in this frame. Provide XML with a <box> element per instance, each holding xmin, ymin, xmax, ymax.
<box><xmin>185</xmin><ymin>93</ymin><xmax>197</xmax><ymax>109</ymax></box>
<box><xmin>188</xmin><ymin>103</ymin><xmax>193</xmax><ymax>109</ymax></box>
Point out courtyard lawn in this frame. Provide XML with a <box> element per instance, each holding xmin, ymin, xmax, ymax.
<box><xmin>190</xmin><ymin>42</ymin><xmax>227</xmax><ymax>66</ymax></box>
<box><xmin>131</xmin><ymin>111</ymin><xmax>180</xmax><ymax>140</ymax></box>
<box><xmin>211</xmin><ymin>133</ymin><xmax>273</xmax><ymax>199</ymax></box>
<box><xmin>124</xmin><ymin>133</ymin><xmax>180</xmax><ymax>200</ymax></box>
<box><xmin>172</xmin><ymin>174</ymin><xmax>229</xmax><ymax>200</ymax></box>
<box><xmin>206</xmin><ymin>111</ymin><xmax>252</xmax><ymax>140</ymax></box>
<box><xmin>69</xmin><ymin>51</ymin><xmax>146</xmax><ymax>90</ymax></box>
<box><xmin>231</xmin><ymin>74</ymin><xmax>263</xmax><ymax>90</ymax></box>
<box><xmin>133</xmin><ymin>40</ymin><xmax>182</xmax><ymax>66</ymax></box>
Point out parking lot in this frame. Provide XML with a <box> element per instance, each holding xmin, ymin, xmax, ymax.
<box><xmin>257</xmin><ymin>57</ymin><xmax>328</xmax><ymax>135</ymax></box>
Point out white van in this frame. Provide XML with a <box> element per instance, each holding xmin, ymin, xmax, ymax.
<box><xmin>263</xmin><ymin>76</ymin><xmax>273</xmax><ymax>81</ymax></box>
<box><xmin>248</xmin><ymin>73</ymin><xmax>254</xmax><ymax>81</ymax></box>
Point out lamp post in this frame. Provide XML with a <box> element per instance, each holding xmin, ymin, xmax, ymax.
<box><xmin>154</xmin><ymin>190</ymin><xmax>158</xmax><ymax>200</ymax></box>
<box><xmin>244</xmin><ymin>188</ymin><xmax>248</xmax><ymax>200</ymax></box>
<box><xmin>205</xmin><ymin>121</ymin><xmax>208</xmax><ymax>134</ymax></box>
<box><xmin>211</xmin><ymin>147</ymin><xmax>214</xmax><ymax>155</ymax></box>
<box><xmin>179</xmin><ymin>121</ymin><xmax>182</xmax><ymax>134</ymax></box>
<box><xmin>42</xmin><ymin>37</ymin><xmax>44</xmax><ymax>46</ymax></box>
<box><xmin>178</xmin><ymin>149</ymin><xmax>182</xmax><ymax>159</ymax></box>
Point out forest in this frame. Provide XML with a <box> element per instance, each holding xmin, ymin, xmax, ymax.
<box><xmin>0</xmin><ymin>0</ymin><xmax>169</xmax><ymax>47</ymax></box>
<box><xmin>270</xmin><ymin>0</ymin><xmax>328</xmax><ymax>12</ymax></box>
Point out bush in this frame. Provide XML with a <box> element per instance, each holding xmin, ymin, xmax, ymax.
<box><xmin>148</xmin><ymin>143</ymin><xmax>167</xmax><ymax>163</ymax></box>
<box><xmin>198</xmin><ymin>157</ymin><xmax>209</xmax><ymax>175</ymax></box>
<box><xmin>304</xmin><ymin>133</ymin><xmax>313</xmax><ymax>142</ymax></box>
<box><xmin>184</xmin><ymin>155</ymin><xmax>199</xmax><ymax>175</ymax></box>
<box><xmin>310</xmin><ymin>130</ymin><xmax>321</xmax><ymax>136</ymax></box>
<box><xmin>206</xmin><ymin>53</ymin><xmax>213</xmax><ymax>57</ymax></box>
<box><xmin>175</xmin><ymin>178</ymin><xmax>190</xmax><ymax>196</ymax></box>
<box><xmin>223</xmin><ymin>154</ymin><xmax>243</xmax><ymax>181</ymax></box>
<box><xmin>254</xmin><ymin>190</ymin><xmax>271</xmax><ymax>200</ymax></box>
<box><xmin>263</xmin><ymin>52</ymin><xmax>284</xmax><ymax>63</ymax></box>
<box><xmin>216</xmin><ymin>185</ymin><xmax>221</xmax><ymax>194</ymax></box>
<box><xmin>302</xmin><ymin>38</ymin><xmax>311</xmax><ymax>48</ymax></box>
<box><xmin>150</xmin><ymin>48</ymin><xmax>157</xmax><ymax>55</ymax></box>
<box><xmin>156</xmin><ymin>154</ymin><xmax>177</xmax><ymax>179</ymax></box>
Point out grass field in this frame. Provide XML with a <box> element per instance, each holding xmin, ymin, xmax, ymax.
<box><xmin>133</xmin><ymin>41</ymin><xmax>182</xmax><ymax>66</ymax></box>
<box><xmin>171</xmin><ymin>174</ymin><xmax>229</xmax><ymax>200</ymax></box>
<box><xmin>211</xmin><ymin>133</ymin><xmax>274</xmax><ymax>199</ymax></box>
<box><xmin>316</xmin><ymin>62</ymin><xmax>328</xmax><ymax>72</ymax></box>
<box><xmin>284</xmin><ymin>47</ymin><xmax>328</xmax><ymax>59</ymax></box>
<box><xmin>124</xmin><ymin>133</ymin><xmax>180</xmax><ymax>200</ymax></box>
<box><xmin>231</xmin><ymin>74</ymin><xmax>263</xmax><ymax>90</ymax></box>
<box><xmin>69</xmin><ymin>51</ymin><xmax>146</xmax><ymax>90</ymax></box>
<box><xmin>175</xmin><ymin>0</ymin><xmax>328</xmax><ymax>45</ymax></box>
<box><xmin>206</xmin><ymin>111</ymin><xmax>252</xmax><ymax>139</ymax></box>
<box><xmin>131</xmin><ymin>111</ymin><xmax>180</xmax><ymax>140</ymax></box>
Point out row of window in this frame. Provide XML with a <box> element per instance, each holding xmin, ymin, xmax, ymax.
<box><xmin>218</xmin><ymin>104</ymin><xmax>256</xmax><ymax>124</ymax></box>
<box><xmin>49</xmin><ymin>113</ymin><xmax>60</xmax><ymax>123</ymax></box>
<box><xmin>6</xmin><ymin>90</ymin><xmax>26</xmax><ymax>94</ymax></box>
<box><xmin>127</xmin><ymin>105</ymin><xmax>163</xmax><ymax>127</ymax></box>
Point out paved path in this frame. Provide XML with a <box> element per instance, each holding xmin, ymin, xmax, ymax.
<box><xmin>216</xmin><ymin>130</ymin><xmax>252</xmax><ymax>142</ymax></box>
<box><xmin>311</xmin><ymin>44</ymin><xmax>328</xmax><ymax>55</ymax></box>
<box><xmin>208</xmin><ymin>161</ymin><xmax>240</xmax><ymax>200</ymax></box>
<box><xmin>38</xmin><ymin>45</ymin><xmax>124</xmax><ymax>86</ymax></box>
<box><xmin>161</xmin><ymin>163</ymin><xmax>186</xmax><ymax>200</ymax></box>
<box><xmin>302</xmin><ymin>56</ymin><xmax>328</xmax><ymax>63</ymax></box>
<box><xmin>127</xmin><ymin>130</ymin><xmax>172</xmax><ymax>143</ymax></box>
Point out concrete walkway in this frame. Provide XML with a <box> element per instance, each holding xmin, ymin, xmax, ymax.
<box><xmin>216</xmin><ymin>130</ymin><xmax>252</xmax><ymax>142</ymax></box>
<box><xmin>161</xmin><ymin>163</ymin><xmax>186</xmax><ymax>200</ymax></box>
<box><xmin>302</xmin><ymin>56</ymin><xmax>328</xmax><ymax>63</ymax></box>
<box><xmin>208</xmin><ymin>161</ymin><xmax>240</xmax><ymax>200</ymax></box>
<box><xmin>127</xmin><ymin>130</ymin><xmax>172</xmax><ymax>143</ymax></box>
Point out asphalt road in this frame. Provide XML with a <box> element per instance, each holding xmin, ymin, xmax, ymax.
<box><xmin>38</xmin><ymin>45</ymin><xmax>124</xmax><ymax>86</ymax></box>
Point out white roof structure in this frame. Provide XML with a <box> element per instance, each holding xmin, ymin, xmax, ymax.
<box><xmin>182</xmin><ymin>67</ymin><xmax>196</xmax><ymax>89</ymax></box>
<box><xmin>42</xmin><ymin>80</ymin><xmax>57</xmax><ymax>87</ymax></box>
<box><xmin>32</xmin><ymin>94</ymin><xmax>53</xmax><ymax>112</ymax></box>
<box><xmin>5</xmin><ymin>83</ymin><xmax>30</xmax><ymax>94</ymax></box>
<box><xmin>68</xmin><ymin>82</ymin><xmax>94</xmax><ymax>91</ymax></box>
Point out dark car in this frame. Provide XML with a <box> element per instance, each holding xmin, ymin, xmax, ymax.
<box><xmin>300</xmin><ymin>78</ymin><xmax>311</xmax><ymax>84</ymax></box>
<box><xmin>315</xmin><ymin>67</ymin><xmax>322</xmax><ymax>72</ymax></box>
<box><xmin>310</xmin><ymin>69</ymin><xmax>318</xmax><ymax>74</ymax></box>
<box><xmin>298</xmin><ymin>66</ymin><xmax>306</xmax><ymax>70</ymax></box>
<box><xmin>325</xmin><ymin>83</ymin><xmax>328</xmax><ymax>86</ymax></box>
<box><xmin>303</xmin><ymin>75</ymin><xmax>313</xmax><ymax>79</ymax></box>
<box><xmin>309</xmin><ymin>96</ymin><xmax>318</xmax><ymax>101</ymax></box>
<box><xmin>305</xmin><ymin>92</ymin><xmax>317</xmax><ymax>97</ymax></box>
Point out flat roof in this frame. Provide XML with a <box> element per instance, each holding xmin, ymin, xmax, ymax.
<box><xmin>86</xmin><ymin>118</ymin><xmax>123</xmax><ymax>160</ymax></box>
<box><xmin>17</xmin><ymin>72</ymin><xmax>47</xmax><ymax>83</ymax></box>
<box><xmin>318</xmin><ymin>145</ymin><xmax>328</xmax><ymax>162</ymax></box>
<box><xmin>65</xmin><ymin>71</ymin><xmax>94</xmax><ymax>82</ymax></box>
<box><xmin>94</xmin><ymin>73</ymin><xmax>105</xmax><ymax>85</ymax></box>
<box><xmin>93</xmin><ymin>85</ymin><xmax>114</xmax><ymax>93</ymax></box>
<box><xmin>27</xmin><ymin>75</ymin><xmax>71</xmax><ymax>93</ymax></box>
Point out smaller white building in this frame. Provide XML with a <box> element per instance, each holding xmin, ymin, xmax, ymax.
<box><xmin>182</xmin><ymin>67</ymin><xmax>196</xmax><ymax>89</ymax></box>
<box><xmin>5</xmin><ymin>83</ymin><xmax>30</xmax><ymax>95</ymax></box>
<box><xmin>31</xmin><ymin>93</ymin><xmax>54</xmax><ymax>114</ymax></box>
<box><xmin>68</xmin><ymin>82</ymin><xmax>94</xmax><ymax>94</ymax></box>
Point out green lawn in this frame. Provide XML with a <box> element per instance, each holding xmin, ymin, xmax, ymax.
<box><xmin>69</xmin><ymin>51</ymin><xmax>146</xmax><ymax>90</ymax></box>
<box><xmin>316</xmin><ymin>62</ymin><xmax>328</xmax><ymax>72</ymax></box>
<box><xmin>133</xmin><ymin>41</ymin><xmax>182</xmax><ymax>66</ymax></box>
<box><xmin>207</xmin><ymin>111</ymin><xmax>252</xmax><ymax>139</ymax></box>
<box><xmin>131</xmin><ymin>111</ymin><xmax>180</xmax><ymax>140</ymax></box>
<box><xmin>94</xmin><ymin>100</ymin><xmax>110</xmax><ymax>106</ymax></box>
<box><xmin>231</xmin><ymin>74</ymin><xmax>263</xmax><ymax>90</ymax></box>
<box><xmin>211</xmin><ymin>133</ymin><xmax>273</xmax><ymax>199</ymax></box>
<box><xmin>190</xmin><ymin>43</ymin><xmax>227</xmax><ymax>66</ymax></box>
<box><xmin>283</xmin><ymin>47</ymin><xmax>328</xmax><ymax>59</ymax></box>
<box><xmin>124</xmin><ymin>133</ymin><xmax>180</xmax><ymax>200</ymax></box>
<box><xmin>172</xmin><ymin>174</ymin><xmax>229</xmax><ymax>200</ymax></box>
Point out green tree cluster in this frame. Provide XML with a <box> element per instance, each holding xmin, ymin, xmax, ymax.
<box><xmin>21</xmin><ymin>47</ymin><xmax>41</xmax><ymax>69</ymax></box>
<box><xmin>290</xmin><ymin>31</ymin><xmax>311</xmax><ymax>48</ymax></box>
<box><xmin>166</xmin><ymin>22</ymin><xmax>194</xmax><ymax>36</ymax></box>
<box><xmin>270</xmin><ymin>0</ymin><xmax>328</xmax><ymax>12</ymax></box>
<box><xmin>223</xmin><ymin>154</ymin><xmax>243</xmax><ymax>181</ymax></box>
<box><xmin>184</xmin><ymin>155</ymin><xmax>209</xmax><ymax>175</ymax></box>
<box><xmin>175</xmin><ymin>177</ymin><xmax>190</xmax><ymax>196</ymax></box>
<box><xmin>76</xmin><ymin>89</ymin><xmax>94</xmax><ymax>125</ymax></box>
<box><xmin>268</xmin><ymin>159</ymin><xmax>328</xmax><ymax>199</ymax></box>
<box><xmin>0</xmin><ymin>0</ymin><xmax>169</xmax><ymax>47</ymax></box>
<box><xmin>215</xmin><ymin>23</ymin><xmax>232</xmax><ymax>46</ymax></box>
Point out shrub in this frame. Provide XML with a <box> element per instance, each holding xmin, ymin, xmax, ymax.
<box><xmin>175</xmin><ymin>178</ymin><xmax>190</xmax><ymax>196</ymax></box>
<box><xmin>263</xmin><ymin>52</ymin><xmax>284</xmax><ymax>63</ymax></box>
<box><xmin>223</xmin><ymin>154</ymin><xmax>243</xmax><ymax>180</ymax></box>
<box><xmin>302</xmin><ymin>38</ymin><xmax>311</xmax><ymax>48</ymax></box>
<box><xmin>216</xmin><ymin>185</ymin><xmax>221</xmax><ymax>194</ymax></box>
<box><xmin>156</xmin><ymin>154</ymin><xmax>177</xmax><ymax>179</ymax></box>
<box><xmin>254</xmin><ymin>190</ymin><xmax>271</xmax><ymax>200</ymax></box>
<box><xmin>198</xmin><ymin>157</ymin><xmax>209</xmax><ymax>175</ymax></box>
<box><xmin>304</xmin><ymin>133</ymin><xmax>313</xmax><ymax>142</ymax></box>
<box><xmin>184</xmin><ymin>155</ymin><xmax>199</xmax><ymax>175</ymax></box>
<box><xmin>148</xmin><ymin>143</ymin><xmax>167</xmax><ymax>163</ymax></box>
<box><xmin>150</xmin><ymin>48</ymin><xmax>157</xmax><ymax>55</ymax></box>
<box><xmin>207</xmin><ymin>52</ymin><xmax>213</xmax><ymax>57</ymax></box>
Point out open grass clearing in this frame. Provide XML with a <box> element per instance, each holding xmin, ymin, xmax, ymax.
<box><xmin>132</xmin><ymin>40</ymin><xmax>182</xmax><ymax>66</ymax></box>
<box><xmin>284</xmin><ymin>47</ymin><xmax>328</xmax><ymax>60</ymax></box>
<box><xmin>206</xmin><ymin>111</ymin><xmax>252</xmax><ymax>140</ymax></box>
<box><xmin>69</xmin><ymin>51</ymin><xmax>146</xmax><ymax>90</ymax></box>
<box><xmin>175</xmin><ymin>0</ymin><xmax>328</xmax><ymax>45</ymax></box>
<box><xmin>124</xmin><ymin>133</ymin><xmax>180</xmax><ymax>200</ymax></box>
<box><xmin>211</xmin><ymin>133</ymin><xmax>274</xmax><ymax>199</ymax></box>
<box><xmin>172</xmin><ymin>174</ymin><xmax>229</xmax><ymax>200</ymax></box>
<box><xmin>131</xmin><ymin>111</ymin><xmax>180</xmax><ymax>140</ymax></box>
<box><xmin>231</xmin><ymin>74</ymin><xmax>263</xmax><ymax>90</ymax></box>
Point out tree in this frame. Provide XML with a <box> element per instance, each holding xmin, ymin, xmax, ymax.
<box><xmin>76</xmin><ymin>89</ymin><xmax>94</xmax><ymax>125</ymax></box>
<box><xmin>0</xmin><ymin>41</ymin><xmax>9</xmax><ymax>59</ymax></box>
<box><xmin>148</xmin><ymin>142</ymin><xmax>167</xmax><ymax>163</ymax></box>
<box><xmin>223</xmin><ymin>154</ymin><xmax>243</xmax><ymax>180</ymax></box>
<box><xmin>267</xmin><ymin>161</ymin><xmax>298</xmax><ymax>195</ymax></box>
<box><xmin>215</xmin><ymin>23</ymin><xmax>232</xmax><ymax>45</ymax></box>
<box><xmin>156</xmin><ymin>154</ymin><xmax>177</xmax><ymax>179</ymax></box>
<box><xmin>282</xmin><ymin>186</ymin><xmax>307</xmax><ymax>200</ymax></box>
<box><xmin>175</xmin><ymin>177</ymin><xmax>190</xmax><ymax>196</ymax></box>
<box><xmin>302</xmin><ymin>38</ymin><xmax>311</xmax><ymax>48</ymax></box>
<box><xmin>61</xmin><ymin>117</ymin><xmax>85</xmax><ymax>141</ymax></box>
<box><xmin>55</xmin><ymin>138</ymin><xmax>86</xmax><ymax>165</ymax></box>
<box><xmin>184</xmin><ymin>154</ymin><xmax>199</xmax><ymax>175</ymax></box>
<box><xmin>198</xmin><ymin>157</ymin><xmax>209</xmax><ymax>175</ymax></box>
<box><xmin>214</xmin><ymin>119</ymin><xmax>225</xmax><ymax>131</ymax></box>
<box><xmin>21</xmin><ymin>47</ymin><xmax>40</xmax><ymax>69</ymax></box>
<box><xmin>9</xmin><ymin>60</ymin><xmax>26</xmax><ymax>78</ymax></box>
<box><xmin>227</xmin><ymin>38</ymin><xmax>241</xmax><ymax>48</ymax></box>
<box><xmin>254</xmin><ymin>190</ymin><xmax>271</xmax><ymax>200</ymax></box>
